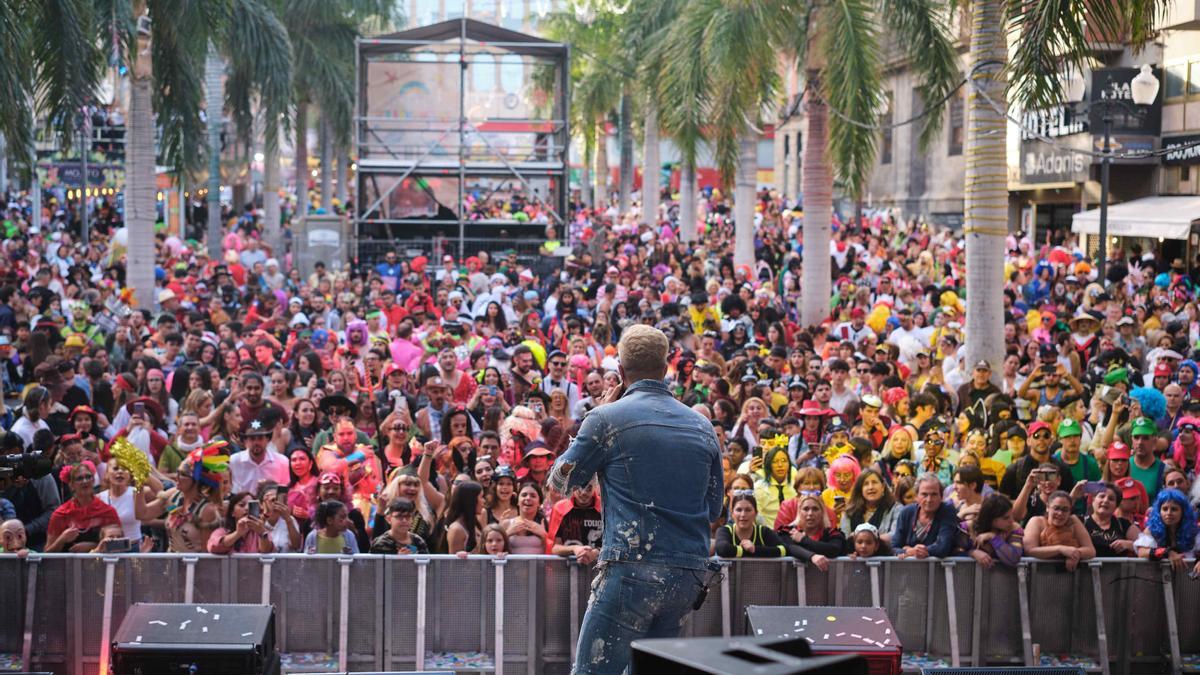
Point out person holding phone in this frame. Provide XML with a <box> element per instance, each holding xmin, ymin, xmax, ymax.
<box><xmin>207</xmin><ymin>491</ymin><xmax>273</xmax><ymax>554</ymax></box>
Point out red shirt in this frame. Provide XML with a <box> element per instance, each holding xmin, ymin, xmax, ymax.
<box><xmin>47</xmin><ymin>498</ymin><xmax>120</xmax><ymax>541</ymax></box>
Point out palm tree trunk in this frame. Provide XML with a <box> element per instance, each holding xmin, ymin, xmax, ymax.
<box><xmin>0</xmin><ymin>132</ymin><xmax>7</xmax><ymax>195</ymax></box>
<box><xmin>963</xmin><ymin>0</ymin><xmax>1008</xmax><ymax>374</ymax></box>
<box><xmin>580</xmin><ymin>137</ymin><xmax>593</xmax><ymax>207</ymax></box>
<box><xmin>319</xmin><ymin>118</ymin><xmax>332</xmax><ymax>211</ymax></box>
<box><xmin>641</xmin><ymin>104</ymin><xmax>660</xmax><ymax>226</ymax></box>
<box><xmin>336</xmin><ymin>150</ymin><xmax>349</xmax><ymax>207</ymax></box>
<box><xmin>204</xmin><ymin>45</ymin><xmax>225</xmax><ymax>259</ymax></box>
<box><xmin>127</xmin><ymin>35</ymin><xmax>157</xmax><ymax>310</ymax></box>
<box><xmin>618</xmin><ymin>91</ymin><xmax>633</xmax><ymax>215</ymax></box>
<box><xmin>593</xmin><ymin>119</ymin><xmax>608</xmax><ymax>208</ymax></box>
<box><xmin>734</xmin><ymin>133</ymin><xmax>756</xmax><ymax>269</ymax></box>
<box><xmin>295</xmin><ymin>101</ymin><xmax>309</xmax><ymax>218</ymax></box>
<box><xmin>264</xmin><ymin>130</ymin><xmax>282</xmax><ymax>258</ymax></box>
<box><xmin>679</xmin><ymin>157</ymin><xmax>697</xmax><ymax>242</ymax></box>
<box><xmin>800</xmin><ymin>83</ymin><xmax>833</xmax><ymax>328</ymax></box>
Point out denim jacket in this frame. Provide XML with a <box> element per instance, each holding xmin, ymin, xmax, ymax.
<box><xmin>548</xmin><ymin>379</ymin><xmax>724</xmax><ymax>570</ymax></box>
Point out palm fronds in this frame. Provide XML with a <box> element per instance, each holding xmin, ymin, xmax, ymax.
<box><xmin>819</xmin><ymin>0</ymin><xmax>883</xmax><ymax>199</ymax></box>
<box><xmin>0</xmin><ymin>1</ymin><xmax>34</xmax><ymax>165</ymax></box>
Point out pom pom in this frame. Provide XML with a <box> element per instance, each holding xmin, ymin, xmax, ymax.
<box><xmin>110</xmin><ymin>436</ymin><xmax>152</xmax><ymax>487</ymax></box>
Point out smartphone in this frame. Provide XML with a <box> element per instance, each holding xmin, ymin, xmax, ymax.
<box><xmin>132</xmin><ymin>402</ymin><xmax>145</xmax><ymax>417</ymax></box>
<box><xmin>489</xmin><ymin>385</ymin><xmax>498</xmax><ymax>396</ymax></box>
<box><xmin>751</xmin><ymin>446</ymin><xmax>763</xmax><ymax>460</ymax></box>
<box><xmin>1083</xmin><ymin>481</ymin><xmax>1106</xmax><ymax>496</ymax></box>
<box><xmin>248</xmin><ymin>500</ymin><xmax>261</xmax><ymax>518</ymax></box>
<box><xmin>101</xmin><ymin>537</ymin><xmax>132</xmax><ymax>553</ymax></box>
<box><xmin>275</xmin><ymin>485</ymin><xmax>289</xmax><ymax>501</ymax></box>
<box><xmin>834</xmin><ymin>495</ymin><xmax>846</xmax><ymax>508</ymax></box>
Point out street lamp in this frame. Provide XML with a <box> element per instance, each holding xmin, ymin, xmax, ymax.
<box><xmin>1065</xmin><ymin>64</ymin><xmax>1160</xmax><ymax>281</ymax></box>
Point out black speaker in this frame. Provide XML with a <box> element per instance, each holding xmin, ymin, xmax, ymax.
<box><xmin>631</xmin><ymin>635</ymin><xmax>868</xmax><ymax>674</ymax></box>
<box><xmin>919</xmin><ymin>669</ymin><xmax>1086</xmax><ymax>675</ymax></box>
<box><xmin>111</xmin><ymin>603</ymin><xmax>279</xmax><ymax>675</ymax></box>
<box><xmin>916</xmin><ymin>662</ymin><xmax>1089</xmax><ymax>667</ymax></box>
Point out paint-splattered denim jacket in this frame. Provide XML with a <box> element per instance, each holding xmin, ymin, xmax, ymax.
<box><xmin>548</xmin><ymin>378</ymin><xmax>724</xmax><ymax>570</ymax></box>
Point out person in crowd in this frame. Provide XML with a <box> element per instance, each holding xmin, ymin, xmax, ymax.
<box><xmin>839</xmin><ymin>468</ymin><xmax>897</xmax><ymax>539</ymax></box>
<box><xmin>847</xmin><ymin>522</ymin><xmax>891</xmax><ymax>559</ymax></box>
<box><xmin>487</xmin><ymin>464</ymin><xmax>519</xmax><ymax>523</ymax></box>
<box><xmin>778</xmin><ymin>492</ymin><xmax>846</xmax><ymax>570</ymax></box>
<box><xmin>45</xmin><ymin>461</ymin><xmax>119</xmax><ymax>552</ymax></box>
<box><xmin>229</xmin><ymin>412</ymin><xmax>290</xmax><ymax>494</ymax></box>
<box><xmin>1023</xmin><ymin>491</ymin><xmax>1096</xmax><ymax>571</ymax></box>
<box><xmin>715</xmin><ymin>493</ymin><xmax>788</xmax><ymax>558</ymax></box>
<box><xmin>1085</xmin><ymin>483</ymin><xmax>1140</xmax><ymax>558</ymax></box>
<box><xmin>502</xmin><ymin>481</ymin><xmax>548</xmax><ymax>554</ymax></box>
<box><xmin>1135</xmin><ymin>489</ymin><xmax>1200</xmax><ymax>573</ymax></box>
<box><xmin>135</xmin><ymin>450</ymin><xmax>224</xmax><ymax>552</ymax></box>
<box><xmin>443</xmin><ymin>480</ymin><xmax>485</xmax><ymax>554</ymax></box>
<box><xmin>257</xmin><ymin>481</ymin><xmax>302</xmax><ymax>552</ymax></box>
<box><xmin>968</xmin><ymin>494</ymin><xmax>1023</xmax><ymax>568</ymax></box>
<box><xmin>207</xmin><ymin>491</ymin><xmax>273</xmax><ymax>554</ymax></box>
<box><xmin>893</xmin><ymin>474</ymin><xmax>961</xmax><ymax>559</ymax></box>
<box><xmin>370</xmin><ymin>498</ymin><xmax>429</xmax><ymax>554</ymax></box>
<box><xmin>304</xmin><ymin>499</ymin><xmax>360</xmax><ymax>554</ymax></box>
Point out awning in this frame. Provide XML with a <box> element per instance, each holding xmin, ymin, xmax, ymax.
<box><xmin>1071</xmin><ymin>195</ymin><xmax>1200</xmax><ymax>240</ymax></box>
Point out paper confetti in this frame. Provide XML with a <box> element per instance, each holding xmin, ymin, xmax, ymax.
<box><xmin>178</xmin><ymin>620</ymin><xmax>190</xmax><ymax>630</ymax></box>
<box><xmin>214</xmin><ymin>614</ymin><xmax>220</xmax><ymax>621</ymax></box>
<box><xmin>202</xmin><ymin>627</ymin><xmax>208</xmax><ymax>633</ymax></box>
<box><xmin>826</xmin><ymin>615</ymin><xmax>836</xmax><ymax>621</ymax></box>
<box><xmin>242</xmin><ymin>632</ymin><xmax>253</xmax><ymax>637</ymax></box>
<box><xmin>148</xmin><ymin>620</ymin><xmax>166</xmax><ymax>626</ymax></box>
<box><xmin>135</xmin><ymin>636</ymin><xmax>142</xmax><ymax>642</ymax></box>
<box><xmin>196</xmin><ymin>607</ymin><xmax>208</xmax><ymax>614</ymax></box>
<box><xmin>823</xmin><ymin>634</ymin><xmax>830</xmax><ymax>640</ymax></box>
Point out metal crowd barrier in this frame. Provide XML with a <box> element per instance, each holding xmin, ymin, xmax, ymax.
<box><xmin>0</xmin><ymin>555</ymin><xmax>1195</xmax><ymax>675</ymax></box>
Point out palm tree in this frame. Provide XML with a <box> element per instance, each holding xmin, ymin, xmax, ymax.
<box><xmin>655</xmin><ymin>0</ymin><xmax>958</xmax><ymax>324</ymax></box>
<box><xmin>282</xmin><ymin>0</ymin><xmax>398</xmax><ymax>222</ymax></box>
<box><xmin>962</xmin><ymin>0</ymin><xmax>1171</xmax><ymax>372</ymax></box>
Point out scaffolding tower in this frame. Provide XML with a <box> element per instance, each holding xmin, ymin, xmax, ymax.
<box><xmin>354</xmin><ymin>18</ymin><xmax>570</xmax><ymax>262</ymax></box>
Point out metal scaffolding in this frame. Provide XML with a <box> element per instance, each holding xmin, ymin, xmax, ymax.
<box><xmin>354</xmin><ymin>18</ymin><xmax>570</xmax><ymax>261</ymax></box>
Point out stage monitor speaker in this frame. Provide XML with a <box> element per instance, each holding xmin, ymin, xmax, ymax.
<box><xmin>745</xmin><ymin>606</ymin><xmax>902</xmax><ymax>675</ymax></box>
<box><xmin>921</xmin><ymin>662</ymin><xmax>1094</xmax><ymax>667</ymax></box>
<box><xmin>918</xmin><ymin>669</ymin><xmax>1087</xmax><ymax>675</ymax></box>
<box><xmin>111</xmin><ymin>603</ymin><xmax>279</xmax><ymax>675</ymax></box>
<box><xmin>631</xmin><ymin>635</ymin><xmax>867</xmax><ymax>675</ymax></box>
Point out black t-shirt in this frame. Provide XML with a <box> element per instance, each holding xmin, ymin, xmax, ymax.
<box><xmin>1085</xmin><ymin>515</ymin><xmax>1132</xmax><ymax>557</ymax></box>
<box><xmin>555</xmin><ymin>503</ymin><xmax>603</xmax><ymax>549</ymax></box>
<box><xmin>369</xmin><ymin>530</ymin><xmax>429</xmax><ymax>555</ymax></box>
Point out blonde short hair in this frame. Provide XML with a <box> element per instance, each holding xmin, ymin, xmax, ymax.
<box><xmin>617</xmin><ymin>325</ymin><xmax>669</xmax><ymax>376</ymax></box>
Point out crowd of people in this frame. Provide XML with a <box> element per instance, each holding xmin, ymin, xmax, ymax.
<box><xmin>0</xmin><ymin>179</ymin><xmax>1199</xmax><ymax>582</ymax></box>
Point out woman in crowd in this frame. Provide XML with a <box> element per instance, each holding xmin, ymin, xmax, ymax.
<box><xmin>754</xmin><ymin>446</ymin><xmax>796</xmax><ymax>527</ymax></box>
<box><xmin>1023</xmin><ymin>491</ymin><xmax>1096</xmax><ymax>571</ymax></box>
<box><xmin>839</xmin><ymin>468</ymin><xmax>897</xmax><ymax>540</ymax></box>
<box><xmin>487</xmin><ymin>465</ymin><xmax>519</xmax><ymax>523</ymax></box>
<box><xmin>135</xmin><ymin>452</ymin><xmax>224</xmax><ymax>553</ymax></box>
<box><xmin>207</xmin><ymin>492</ymin><xmax>274</xmax><ymax>554</ymax></box>
<box><xmin>772</xmin><ymin>466</ymin><xmax>826</xmax><ymax>529</ymax></box>
<box><xmin>947</xmin><ymin>465</ymin><xmax>987</xmax><ymax>528</ymax></box>
<box><xmin>502</xmin><ymin>482</ymin><xmax>548</xmax><ymax>554</ymax></box>
<box><xmin>1085</xmin><ymin>483</ymin><xmax>1140</xmax><ymax>557</ymax></box>
<box><xmin>1135</xmin><ymin>489</ymin><xmax>1200</xmax><ymax>573</ymax></box>
<box><xmin>258</xmin><ymin>482</ymin><xmax>302</xmax><ymax>552</ymax></box>
<box><xmin>968</xmin><ymin>494</ymin><xmax>1023</xmax><ymax>568</ymax></box>
<box><xmin>288</xmin><ymin>399</ymin><xmax>322</xmax><ymax>455</ymax></box>
<box><xmin>443</xmin><ymin>480</ymin><xmax>485</xmax><ymax>554</ymax></box>
<box><xmin>97</xmin><ymin>453</ymin><xmax>156</xmax><ymax>549</ymax></box>
<box><xmin>715</xmin><ymin>493</ymin><xmax>788</xmax><ymax>558</ymax></box>
<box><xmin>286</xmin><ymin>447</ymin><xmax>318</xmax><ymax>534</ymax></box>
<box><xmin>45</xmin><ymin>461</ymin><xmax>120</xmax><ymax>552</ymax></box>
<box><xmin>778</xmin><ymin>493</ymin><xmax>845</xmax><ymax>570</ymax></box>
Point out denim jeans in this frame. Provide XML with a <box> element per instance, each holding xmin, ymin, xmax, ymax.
<box><xmin>573</xmin><ymin>561</ymin><xmax>704</xmax><ymax>675</ymax></box>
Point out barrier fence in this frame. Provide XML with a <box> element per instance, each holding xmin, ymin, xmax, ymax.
<box><xmin>1</xmin><ymin>554</ymin><xmax>1197</xmax><ymax>675</ymax></box>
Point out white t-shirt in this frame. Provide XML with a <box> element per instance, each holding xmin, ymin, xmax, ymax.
<box><xmin>98</xmin><ymin>488</ymin><xmax>143</xmax><ymax>542</ymax></box>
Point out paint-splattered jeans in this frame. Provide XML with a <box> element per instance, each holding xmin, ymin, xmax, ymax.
<box><xmin>573</xmin><ymin>561</ymin><xmax>703</xmax><ymax>675</ymax></box>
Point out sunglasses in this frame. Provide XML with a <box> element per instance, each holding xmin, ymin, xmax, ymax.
<box><xmin>1032</xmin><ymin>432</ymin><xmax>1051</xmax><ymax>440</ymax></box>
<box><xmin>391</xmin><ymin>424</ymin><xmax>409</xmax><ymax>432</ymax></box>
<box><xmin>731</xmin><ymin>489</ymin><xmax>755</xmax><ymax>497</ymax></box>
<box><xmin>799</xmin><ymin>489</ymin><xmax>822</xmax><ymax>497</ymax></box>
<box><xmin>73</xmin><ymin>473</ymin><xmax>94</xmax><ymax>482</ymax></box>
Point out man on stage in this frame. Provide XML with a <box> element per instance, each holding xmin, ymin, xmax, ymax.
<box><xmin>548</xmin><ymin>325</ymin><xmax>724</xmax><ymax>674</ymax></box>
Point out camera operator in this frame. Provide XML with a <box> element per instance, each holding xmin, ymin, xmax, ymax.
<box><xmin>0</xmin><ymin>434</ymin><xmax>61</xmax><ymax>550</ymax></box>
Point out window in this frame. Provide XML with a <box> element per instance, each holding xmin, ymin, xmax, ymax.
<box><xmin>499</xmin><ymin>54</ymin><xmax>523</xmax><ymax>94</ymax></box>
<box><xmin>1167</xmin><ymin>63</ymin><xmax>1187</xmax><ymax>100</ymax></box>
<box><xmin>880</xmin><ymin>91</ymin><xmax>894</xmax><ymax>165</ymax></box>
<box><xmin>948</xmin><ymin>88</ymin><xmax>965</xmax><ymax>156</ymax></box>
<box><xmin>471</xmin><ymin>54</ymin><xmax>496</xmax><ymax>92</ymax></box>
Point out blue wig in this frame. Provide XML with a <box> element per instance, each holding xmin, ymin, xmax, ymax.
<box><xmin>1146</xmin><ymin>488</ymin><xmax>1198</xmax><ymax>553</ymax></box>
<box><xmin>1129</xmin><ymin>386</ymin><xmax>1167</xmax><ymax>421</ymax></box>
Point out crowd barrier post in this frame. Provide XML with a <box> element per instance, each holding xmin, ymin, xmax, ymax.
<box><xmin>941</xmin><ymin>561</ymin><xmax>960</xmax><ymax>667</ymax></box>
<box><xmin>1088</xmin><ymin>561</ymin><xmax>1111</xmax><ymax>675</ymax></box>
<box><xmin>493</xmin><ymin>557</ymin><xmax>506</xmax><ymax>675</ymax></box>
<box><xmin>182</xmin><ymin>555</ymin><xmax>197</xmax><ymax>603</ymax></box>
<box><xmin>337</xmin><ymin>556</ymin><xmax>352</xmax><ymax>672</ymax></box>
<box><xmin>867</xmin><ymin>560</ymin><xmax>882</xmax><ymax>607</ymax></box>
<box><xmin>719</xmin><ymin>560</ymin><xmax>731</xmax><ymax>637</ymax></box>
<box><xmin>1017</xmin><ymin>561</ymin><xmax>1033</xmax><ymax>666</ymax></box>
<box><xmin>414</xmin><ymin>557</ymin><xmax>429</xmax><ymax>671</ymax></box>
<box><xmin>97</xmin><ymin>557</ymin><xmax>118</xmax><ymax>675</ymax></box>
<box><xmin>969</xmin><ymin>560</ymin><xmax>982</xmax><ymax>667</ymax></box>
<box><xmin>20</xmin><ymin>555</ymin><xmax>38</xmax><ymax>671</ymax></box>
<box><xmin>568</xmin><ymin>559</ymin><xmax>581</xmax><ymax>663</ymax></box>
<box><xmin>259</xmin><ymin>556</ymin><xmax>274</xmax><ymax>605</ymax></box>
<box><xmin>1161</xmin><ymin>562</ymin><xmax>1182</xmax><ymax>675</ymax></box>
